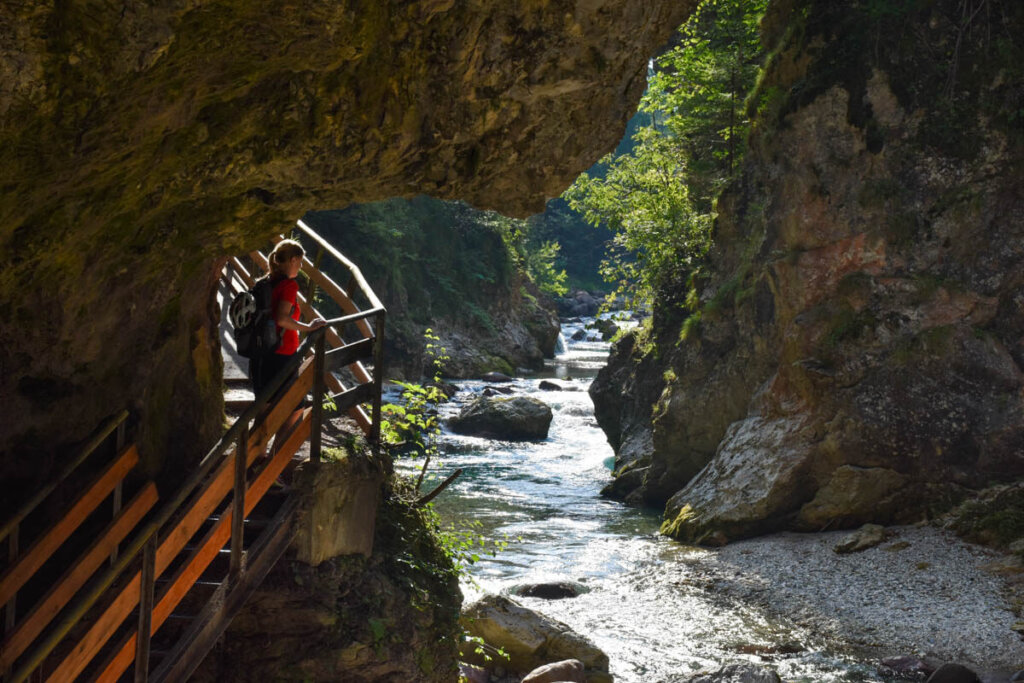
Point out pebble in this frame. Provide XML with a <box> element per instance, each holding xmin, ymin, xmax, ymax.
<box><xmin>687</xmin><ymin>526</ymin><xmax>1024</xmax><ymax>672</ymax></box>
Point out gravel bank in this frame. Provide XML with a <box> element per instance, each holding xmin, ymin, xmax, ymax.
<box><xmin>687</xmin><ymin>526</ymin><xmax>1023</xmax><ymax>677</ymax></box>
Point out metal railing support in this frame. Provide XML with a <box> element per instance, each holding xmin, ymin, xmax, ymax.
<box><xmin>371</xmin><ymin>313</ymin><xmax>385</xmax><ymax>449</ymax></box>
<box><xmin>111</xmin><ymin>419</ymin><xmax>127</xmax><ymax>567</ymax></box>
<box><xmin>230</xmin><ymin>422</ymin><xmax>248</xmax><ymax>577</ymax></box>
<box><xmin>310</xmin><ymin>332</ymin><xmax>327</xmax><ymax>465</ymax></box>
<box><xmin>134</xmin><ymin>534</ymin><xmax>157</xmax><ymax>683</ymax></box>
<box><xmin>4</xmin><ymin>525</ymin><xmax>17</xmax><ymax>635</ymax></box>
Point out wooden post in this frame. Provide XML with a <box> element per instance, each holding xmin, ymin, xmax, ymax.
<box><xmin>371</xmin><ymin>313</ymin><xmax>385</xmax><ymax>449</ymax></box>
<box><xmin>310</xmin><ymin>332</ymin><xmax>326</xmax><ymax>465</ymax></box>
<box><xmin>230</xmin><ymin>423</ymin><xmax>248</xmax><ymax>577</ymax></box>
<box><xmin>134</xmin><ymin>534</ymin><xmax>157</xmax><ymax>683</ymax></box>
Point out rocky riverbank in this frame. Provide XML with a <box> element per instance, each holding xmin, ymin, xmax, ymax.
<box><xmin>681</xmin><ymin>526</ymin><xmax>1024</xmax><ymax>680</ymax></box>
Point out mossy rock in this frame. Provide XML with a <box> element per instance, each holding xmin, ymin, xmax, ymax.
<box><xmin>945</xmin><ymin>482</ymin><xmax>1024</xmax><ymax>551</ymax></box>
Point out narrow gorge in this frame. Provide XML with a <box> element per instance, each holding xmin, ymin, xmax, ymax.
<box><xmin>2</xmin><ymin>0</ymin><xmax>1023</xmax><ymax>681</ymax></box>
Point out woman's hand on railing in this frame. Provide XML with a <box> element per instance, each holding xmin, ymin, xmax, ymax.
<box><xmin>307</xmin><ymin>317</ymin><xmax>327</xmax><ymax>332</ymax></box>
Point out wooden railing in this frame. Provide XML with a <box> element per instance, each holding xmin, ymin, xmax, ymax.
<box><xmin>1</xmin><ymin>225</ymin><xmax>386</xmax><ymax>682</ymax></box>
<box><xmin>222</xmin><ymin>218</ymin><xmax>386</xmax><ymax>446</ymax></box>
<box><xmin>0</xmin><ymin>411</ymin><xmax>139</xmax><ymax>678</ymax></box>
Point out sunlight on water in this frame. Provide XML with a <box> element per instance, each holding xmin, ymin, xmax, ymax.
<box><xmin>396</xmin><ymin>315</ymin><xmax>893</xmax><ymax>683</ymax></box>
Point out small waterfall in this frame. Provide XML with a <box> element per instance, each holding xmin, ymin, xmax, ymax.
<box><xmin>554</xmin><ymin>330</ymin><xmax>568</xmax><ymax>355</ymax></box>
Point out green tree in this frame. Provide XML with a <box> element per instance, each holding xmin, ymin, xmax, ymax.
<box><xmin>564</xmin><ymin>0</ymin><xmax>767</xmax><ymax>309</ymax></box>
<box><xmin>566</xmin><ymin>127</ymin><xmax>709</xmax><ymax>308</ymax></box>
<box><xmin>646</xmin><ymin>0</ymin><xmax>768</xmax><ymax>209</ymax></box>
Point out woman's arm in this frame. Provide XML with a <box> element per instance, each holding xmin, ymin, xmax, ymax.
<box><xmin>275</xmin><ymin>299</ymin><xmax>325</xmax><ymax>332</ymax></box>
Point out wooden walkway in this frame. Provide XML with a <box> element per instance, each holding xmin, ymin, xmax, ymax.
<box><xmin>0</xmin><ymin>221</ymin><xmax>385</xmax><ymax>682</ymax></box>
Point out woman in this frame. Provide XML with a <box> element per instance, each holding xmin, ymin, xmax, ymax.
<box><xmin>251</xmin><ymin>238</ymin><xmax>325</xmax><ymax>458</ymax></box>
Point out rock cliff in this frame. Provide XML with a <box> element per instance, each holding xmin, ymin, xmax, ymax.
<box><xmin>0</xmin><ymin>0</ymin><xmax>693</xmax><ymax>492</ymax></box>
<box><xmin>592</xmin><ymin>0</ymin><xmax>1024</xmax><ymax>543</ymax></box>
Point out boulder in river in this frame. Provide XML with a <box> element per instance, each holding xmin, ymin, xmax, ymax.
<box><xmin>481</xmin><ymin>371</ymin><xmax>514</xmax><ymax>383</ymax></box>
<box><xmin>481</xmin><ymin>385</ymin><xmax>514</xmax><ymax>397</ymax></box>
<box><xmin>925</xmin><ymin>663</ymin><xmax>980</xmax><ymax>683</ymax></box>
<box><xmin>879</xmin><ymin>655</ymin><xmax>936</xmax><ymax>680</ymax></box>
<box><xmin>588</xmin><ymin>318</ymin><xmax>619</xmax><ymax>341</ymax></box>
<box><xmin>509</xmin><ymin>580</ymin><xmax>588</xmax><ymax>600</ymax></box>
<box><xmin>571</xmin><ymin>328</ymin><xmax>587</xmax><ymax>341</ymax></box>
<box><xmin>458</xmin><ymin>663</ymin><xmax>488</xmax><ymax>683</ymax></box>
<box><xmin>833</xmin><ymin>524</ymin><xmax>892</xmax><ymax>554</ymax></box>
<box><xmin>460</xmin><ymin>594</ymin><xmax>609</xmax><ymax>676</ymax></box>
<box><xmin>557</xmin><ymin>290</ymin><xmax>602</xmax><ymax>317</ymax></box>
<box><xmin>426</xmin><ymin>380</ymin><xmax>460</xmax><ymax>400</ymax></box>
<box><xmin>538</xmin><ymin>380</ymin><xmax>562</xmax><ymax>391</ymax></box>
<box><xmin>448</xmin><ymin>396</ymin><xmax>552</xmax><ymax>441</ymax></box>
<box><xmin>669</xmin><ymin>663</ymin><xmax>782</xmax><ymax>683</ymax></box>
<box><xmin>521</xmin><ymin>659</ymin><xmax>586</xmax><ymax>683</ymax></box>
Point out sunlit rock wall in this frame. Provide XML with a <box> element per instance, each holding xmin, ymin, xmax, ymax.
<box><xmin>593</xmin><ymin>0</ymin><xmax>1024</xmax><ymax>542</ymax></box>
<box><xmin>0</xmin><ymin>0</ymin><xmax>693</xmax><ymax>492</ymax></box>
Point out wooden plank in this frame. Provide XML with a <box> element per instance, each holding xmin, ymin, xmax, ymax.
<box><xmin>98</xmin><ymin>412</ymin><xmax>312</xmax><ymax>681</ymax></box>
<box><xmin>151</xmin><ymin>496</ymin><xmax>299</xmax><ymax>683</ymax></box>
<box><xmin>92</xmin><ymin>510</ymin><xmax>232</xmax><ymax>683</ymax></box>
<box><xmin>293</xmin><ymin>221</ymin><xmax>386</xmax><ymax>311</ymax></box>
<box><xmin>46</xmin><ymin>452</ymin><xmax>238</xmax><ymax>683</ymax></box>
<box><xmin>0</xmin><ymin>411</ymin><xmax>129</xmax><ymax>545</ymax></box>
<box><xmin>90</xmin><ymin>412</ymin><xmax>309</xmax><ymax>682</ymax></box>
<box><xmin>0</xmin><ymin>483</ymin><xmax>157</xmax><ymax>669</ymax></box>
<box><xmin>0</xmin><ymin>445</ymin><xmax>140</xmax><ymax>608</ymax></box>
<box><xmin>311</xmin><ymin>336</ymin><xmax>327</xmax><ymax>464</ymax></box>
<box><xmin>325</xmin><ymin>338</ymin><xmax>374</xmax><ymax>372</ymax></box>
<box><xmin>331</xmin><ymin>384</ymin><xmax>374</xmax><ymax>414</ymax></box>
<box><xmin>228</xmin><ymin>258</ymin><xmax>256</xmax><ymax>289</ymax></box>
<box><xmin>251</xmin><ymin>411</ymin><xmax>310</xmax><ymax>504</ymax></box>
<box><xmin>296</xmin><ymin>255</ymin><xmax>374</xmax><ymax>339</ymax></box>
<box><xmin>246</xmin><ymin>357</ymin><xmax>313</xmax><ymax>457</ymax></box>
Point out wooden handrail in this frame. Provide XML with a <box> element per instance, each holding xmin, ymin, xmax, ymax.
<box><xmin>0</xmin><ymin>483</ymin><xmax>158</xmax><ymax>669</ymax></box>
<box><xmin>0</xmin><ymin>410</ymin><xmax>129</xmax><ymax>544</ymax></box>
<box><xmin>294</xmin><ymin>219</ymin><xmax>385</xmax><ymax>312</ymax></box>
<box><xmin>0</xmin><ymin>444</ymin><xmax>140</xmax><ymax>607</ymax></box>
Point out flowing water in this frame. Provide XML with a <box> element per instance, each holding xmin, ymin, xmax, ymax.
<box><xmin>399</xmin><ymin>316</ymin><xmax>896</xmax><ymax>682</ymax></box>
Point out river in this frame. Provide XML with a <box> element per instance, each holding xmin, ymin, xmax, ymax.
<box><xmin>401</xmin><ymin>316</ymin><xmax>899</xmax><ymax>682</ymax></box>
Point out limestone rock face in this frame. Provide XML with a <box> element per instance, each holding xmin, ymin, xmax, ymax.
<box><xmin>0</xmin><ymin>0</ymin><xmax>694</xmax><ymax>489</ymax></box>
<box><xmin>595</xmin><ymin>0</ymin><xmax>1024</xmax><ymax>542</ymax></box>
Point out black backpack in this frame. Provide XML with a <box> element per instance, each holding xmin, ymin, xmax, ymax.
<box><xmin>228</xmin><ymin>276</ymin><xmax>280</xmax><ymax>359</ymax></box>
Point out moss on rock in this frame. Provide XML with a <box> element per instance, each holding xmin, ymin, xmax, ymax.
<box><xmin>192</xmin><ymin>475</ymin><xmax>463</xmax><ymax>682</ymax></box>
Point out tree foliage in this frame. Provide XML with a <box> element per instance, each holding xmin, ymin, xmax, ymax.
<box><xmin>564</xmin><ymin>0</ymin><xmax>767</xmax><ymax>309</ymax></box>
